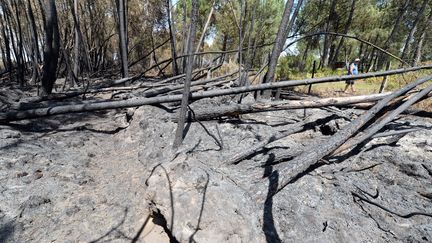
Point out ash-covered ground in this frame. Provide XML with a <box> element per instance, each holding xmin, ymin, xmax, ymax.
<box><xmin>1</xmin><ymin>89</ymin><xmax>431</xmax><ymax>242</ymax></box>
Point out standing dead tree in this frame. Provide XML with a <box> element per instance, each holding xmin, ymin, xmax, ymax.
<box><xmin>116</xmin><ymin>0</ymin><xmax>128</xmax><ymax>79</ymax></box>
<box><xmin>173</xmin><ymin>0</ymin><xmax>199</xmax><ymax>149</ymax></box>
<box><xmin>263</xmin><ymin>0</ymin><xmax>294</xmax><ymax>87</ymax></box>
<box><xmin>40</xmin><ymin>0</ymin><xmax>61</xmax><ymax>96</ymax></box>
<box><xmin>26</xmin><ymin>0</ymin><xmax>40</xmax><ymax>85</ymax></box>
<box><xmin>166</xmin><ymin>0</ymin><xmax>179</xmax><ymax>75</ymax></box>
<box><xmin>69</xmin><ymin>0</ymin><xmax>91</xmax><ymax>81</ymax></box>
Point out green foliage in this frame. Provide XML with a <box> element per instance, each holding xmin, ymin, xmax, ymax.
<box><xmin>296</xmin><ymin>0</ymin><xmax>432</xmax><ymax>71</ymax></box>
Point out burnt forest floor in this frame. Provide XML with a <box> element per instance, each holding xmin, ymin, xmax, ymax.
<box><xmin>1</xmin><ymin>84</ymin><xmax>432</xmax><ymax>243</ymax></box>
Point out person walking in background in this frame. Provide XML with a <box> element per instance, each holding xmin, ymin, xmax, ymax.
<box><xmin>344</xmin><ymin>58</ymin><xmax>360</xmax><ymax>93</ymax></box>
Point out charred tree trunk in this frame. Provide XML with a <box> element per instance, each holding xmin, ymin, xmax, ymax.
<box><xmin>300</xmin><ymin>41</ymin><xmax>311</xmax><ymax>72</ymax></box>
<box><xmin>274</xmin><ymin>0</ymin><xmax>303</xmax><ymax>97</ymax></box>
<box><xmin>11</xmin><ymin>0</ymin><xmax>25</xmax><ymax>86</ymax></box>
<box><xmin>334</xmin><ymin>85</ymin><xmax>432</xmax><ymax>155</ymax></box>
<box><xmin>26</xmin><ymin>0</ymin><xmax>40</xmax><ymax>85</ymax></box>
<box><xmin>240</xmin><ymin>0</ymin><xmax>258</xmax><ymax>87</ymax></box>
<box><xmin>173</xmin><ymin>0</ymin><xmax>199</xmax><ymax>149</ymax></box>
<box><xmin>175</xmin><ymin>93</ymin><xmax>390</xmax><ymax>122</ymax></box>
<box><xmin>166</xmin><ymin>0</ymin><xmax>179</xmax><ymax>75</ymax></box>
<box><xmin>0</xmin><ymin>13</ymin><xmax>12</xmax><ymax>82</ymax></box>
<box><xmin>220</xmin><ymin>33</ymin><xmax>228</xmax><ymax>64</ymax></box>
<box><xmin>116</xmin><ymin>0</ymin><xmax>128</xmax><ymax>79</ymax></box>
<box><xmin>40</xmin><ymin>0</ymin><xmax>60</xmax><ymax>96</ymax></box>
<box><xmin>73</xmin><ymin>0</ymin><xmax>80</xmax><ymax>82</ymax></box>
<box><xmin>236</xmin><ymin>0</ymin><xmax>246</xmax><ymax>88</ymax></box>
<box><xmin>2</xmin><ymin>65</ymin><xmax>431</xmax><ymax>123</ymax></box>
<box><xmin>268</xmin><ymin>75</ymin><xmax>432</xmax><ymax>197</ymax></box>
<box><xmin>181</xmin><ymin>1</ymin><xmax>188</xmax><ymax>73</ymax></box>
<box><xmin>262</xmin><ymin>0</ymin><xmax>294</xmax><ymax>97</ymax></box>
<box><xmin>286</xmin><ymin>0</ymin><xmax>303</xmax><ymax>35</ymax></box>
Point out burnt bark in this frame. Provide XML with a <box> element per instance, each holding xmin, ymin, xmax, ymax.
<box><xmin>263</xmin><ymin>0</ymin><xmax>294</xmax><ymax>85</ymax></box>
<box><xmin>334</xmin><ymin>84</ymin><xmax>432</xmax><ymax>155</ymax></box>
<box><xmin>0</xmin><ymin>10</ymin><xmax>12</xmax><ymax>82</ymax></box>
<box><xmin>116</xmin><ymin>0</ymin><xmax>128</xmax><ymax>78</ymax></box>
<box><xmin>173</xmin><ymin>0</ymin><xmax>199</xmax><ymax>149</ymax></box>
<box><xmin>72</xmin><ymin>0</ymin><xmax>80</xmax><ymax>80</ymax></box>
<box><xmin>11</xmin><ymin>0</ymin><xmax>25</xmax><ymax>86</ymax></box>
<box><xmin>268</xmin><ymin>75</ymin><xmax>432</xmax><ymax>197</ymax></box>
<box><xmin>1</xmin><ymin>65</ymin><xmax>430</xmax><ymax>122</ymax></box>
<box><xmin>179</xmin><ymin>93</ymin><xmax>389</xmax><ymax>122</ymax></box>
<box><xmin>40</xmin><ymin>0</ymin><xmax>60</xmax><ymax>96</ymax></box>
<box><xmin>26</xmin><ymin>0</ymin><xmax>40</xmax><ymax>85</ymax></box>
<box><xmin>166</xmin><ymin>0</ymin><xmax>179</xmax><ymax>75</ymax></box>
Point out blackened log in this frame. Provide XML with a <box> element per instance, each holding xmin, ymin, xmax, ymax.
<box><xmin>177</xmin><ymin>93</ymin><xmax>389</xmax><ymax>122</ymax></box>
<box><xmin>333</xmin><ymin>85</ymin><xmax>432</xmax><ymax>154</ymax></box>
<box><xmin>268</xmin><ymin>75</ymin><xmax>431</xmax><ymax>197</ymax></box>
<box><xmin>1</xmin><ymin>68</ymin><xmax>431</xmax><ymax>122</ymax></box>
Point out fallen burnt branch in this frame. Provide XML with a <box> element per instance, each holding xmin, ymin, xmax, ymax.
<box><xmin>141</xmin><ymin>42</ymin><xmax>274</xmax><ymax>74</ymax></box>
<box><xmin>352</xmin><ymin>191</ymin><xmax>432</xmax><ymax>218</ymax></box>
<box><xmin>333</xmin><ymin>85</ymin><xmax>432</xmax><ymax>155</ymax></box>
<box><xmin>265</xmin><ymin>75</ymin><xmax>431</xmax><ymax>197</ymax></box>
<box><xmin>371</xmin><ymin>127</ymin><xmax>421</xmax><ymax>139</ymax></box>
<box><xmin>179</xmin><ymin>93</ymin><xmax>389</xmax><ymax>122</ymax></box>
<box><xmin>225</xmin><ymin>120</ymin><xmax>309</xmax><ymax>165</ymax></box>
<box><xmin>128</xmin><ymin>38</ymin><xmax>170</xmax><ymax>69</ymax></box>
<box><xmin>15</xmin><ymin>75</ymin><xmax>145</xmax><ymax>105</ymax></box>
<box><xmin>141</xmin><ymin>70</ymin><xmax>238</xmax><ymax>98</ymax></box>
<box><xmin>157</xmin><ymin>66</ymin><xmax>211</xmax><ymax>84</ymax></box>
<box><xmin>14</xmin><ymin>67</ymin><xmax>222</xmax><ymax>108</ymax></box>
<box><xmin>268</xmin><ymin>127</ymin><xmax>421</xmax><ymax>167</ymax></box>
<box><xmin>1</xmin><ymin>67</ymin><xmax>431</xmax><ymax>122</ymax></box>
<box><xmin>226</xmin><ymin>114</ymin><xmax>353</xmax><ymax>166</ymax></box>
<box><xmin>342</xmin><ymin>93</ymin><xmax>432</xmax><ymax>118</ymax></box>
<box><xmin>13</xmin><ymin>73</ymin><xmax>237</xmax><ymax>111</ymax></box>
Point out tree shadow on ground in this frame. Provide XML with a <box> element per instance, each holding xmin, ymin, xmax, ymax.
<box><xmin>189</xmin><ymin>171</ymin><xmax>209</xmax><ymax>243</ymax></box>
<box><xmin>88</xmin><ymin>208</ymin><xmax>131</xmax><ymax>242</ymax></box>
<box><xmin>0</xmin><ymin>221</ymin><xmax>15</xmax><ymax>243</ymax></box>
<box><xmin>0</xmin><ymin>110</ymin><xmax>128</xmax><ymax>150</ymax></box>
<box><xmin>262</xmin><ymin>154</ymin><xmax>282</xmax><ymax>243</ymax></box>
<box><xmin>145</xmin><ymin>164</ymin><xmax>179</xmax><ymax>243</ymax></box>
